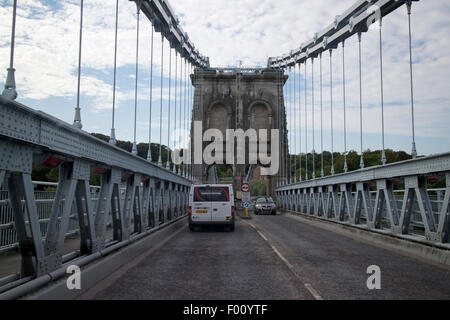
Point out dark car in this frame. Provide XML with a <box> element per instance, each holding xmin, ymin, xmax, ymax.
<box><xmin>253</xmin><ymin>197</ymin><xmax>277</xmax><ymax>215</ymax></box>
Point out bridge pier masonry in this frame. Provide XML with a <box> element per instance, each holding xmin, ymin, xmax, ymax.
<box><xmin>189</xmin><ymin>68</ymin><xmax>289</xmax><ymax>198</ymax></box>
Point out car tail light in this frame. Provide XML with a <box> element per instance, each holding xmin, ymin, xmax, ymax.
<box><xmin>188</xmin><ymin>206</ymin><xmax>192</xmax><ymax>217</ymax></box>
<box><xmin>231</xmin><ymin>206</ymin><xmax>235</xmax><ymax>217</ymax></box>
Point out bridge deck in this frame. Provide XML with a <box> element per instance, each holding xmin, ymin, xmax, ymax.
<box><xmin>79</xmin><ymin>212</ymin><xmax>450</xmax><ymax>300</ymax></box>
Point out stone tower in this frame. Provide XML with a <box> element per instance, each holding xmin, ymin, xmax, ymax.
<box><xmin>189</xmin><ymin>68</ymin><xmax>289</xmax><ymax>198</ymax></box>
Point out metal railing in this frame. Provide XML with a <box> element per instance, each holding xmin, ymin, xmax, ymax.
<box><xmin>0</xmin><ymin>96</ymin><xmax>191</xmax><ymax>299</ymax></box>
<box><xmin>0</xmin><ymin>182</ymin><xmax>103</xmax><ymax>253</ymax></box>
<box><xmin>276</xmin><ymin>156</ymin><xmax>450</xmax><ymax>244</ymax></box>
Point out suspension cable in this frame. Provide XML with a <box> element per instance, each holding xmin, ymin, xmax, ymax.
<box><xmin>280</xmin><ymin>65</ymin><xmax>284</xmax><ymax>185</ymax></box>
<box><xmin>293</xmin><ymin>63</ymin><xmax>297</xmax><ymax>183</ymax></box>
<box><xmin>288</xmin><ymin>66</ymin><xmax>293</xmax><ymax>184</ymax></box>
<box><xmin>166</xmin><ymin>47</ymin><xmax>172</xmax><ymax>169</ymax></box>
<box><xmin>191</xmin><ymin>61</ymin><xmax>195</xmax><ymax>179</ymax></box>
<box><xmin>184</xmin><ymin>58</ymin><xmax>187</xmax><ymax>177</ymax></box>
<box><xmin>187</xmin><ymin>63</ymin><xmax>191</xmax><ymax>179</ymax></box>
<box><xmin>2</xmin><ymin>0</ymin><xmax>18</xmax><ymax>100</ymax></box>
<box><xmin>110</xmin><ymin>0</ymin><xmax>119</xmax><ymax>145</ymax></box>
<box><xmin>407</xmin><ymin>1</ymin><xmax>417</xmax><ymax>159</ymax></box>
<box><xmin>304</xmin><ymin>59</ymin><xmax>308</xmax><ymax>180</ymax></box>
<box><xmin>379</xmin><ymin>18</ymin><xmax>386</xmax><ymax>165</ymax></box>
<box><xmin>298</xmin><ymin>62</ymin><xmax>302</xmax><ymax>182</ymax></box>
<box><xmin>190</xmin><ymin>63</ymin><xmax>194</xmax><ymax>179</ymax></box>
<box><xmin>158</xmin><ymin>36</ymin><xmax>164</xmax><ymax>166</ymax></box>
<box><xmin>132</xmin><ymin>0</ymin><xmax>141</xmax><ymax>155</ymax></box>
<box><xmin>330</xmin><ymin>49</ymin><xmax>335</xmax><ymax>176</ymax></box>
<box><xmin>74</xmin><ymin>0</ymin><xmax>84</xmax><ymax>129</ymax></box>
<box><xmin>276</xmin><ymin>65</ymin><xmax>281</xmax><ymax>186</ymax></box>
<box><xmin>7</xmin><ymin>0</ymin><xmax>17</xmax><ymax>79</ymax></box>
<box><xmin>147</xmin><ymin>25</ymin><xmax>154</xmax><ymax>162</ymax></box>
<box><xmin>312</xmin><ymin>57</ymin><xmax>315</xmax><ymax>179</ymax></box>
<box><xmin>179</xmin><ymin>56</ymin><xmax>183</xmax><ymax>174</ymax></box>
<box><xmin>320</xmin><ymin>52</ymin><xmax>324</xmax><ymax>177</ymax></box>
<box><xmin>286</xmin><ymin>66</ymin><xmax>289</xmax><ymax>184</ymax></box>
<box><xmin>342</xmin><ymin>40</ymin><xmax>347</xmax><ymax>173</ymax></box>
<box><xmin>173</xmin><ymin>51</ymin><xmax>178</xmax><ymax>173</ymax></box>
<box><xmin>358</xmin><ymin>32</ymin><xmax>365</xmax><ymax>169</ymax></box>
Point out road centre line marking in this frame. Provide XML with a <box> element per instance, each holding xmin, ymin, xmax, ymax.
<box><xmin>243</xmin><ymin>218</ymin><xmax>323</xmax><ymax>300</ymax></box>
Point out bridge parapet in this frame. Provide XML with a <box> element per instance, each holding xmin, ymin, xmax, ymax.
<box><xmin>276</xmin><ymin>154</ymin><xmax>450</xmax><ymax>244</ymax></box>
<box><xmin>0</xmin><ymin>96</ymin><xmax>191</xmax><ymax>294</ymax></box>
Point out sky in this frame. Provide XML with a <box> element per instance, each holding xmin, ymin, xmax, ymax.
<box><xmin>0</xmin><ymin>0</ymin><xmax>449</xmax><ymax>157</ymax></box>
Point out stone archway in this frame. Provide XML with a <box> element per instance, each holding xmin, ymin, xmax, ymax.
<box><xmin>207</xmin><ymin>101</ymin><xmax>232</xmax><ymax>136</ymax></box>
<box><xmin>248</xmin><ymin>100</ymin><xmax>273</xmax><ymax>141</ymax></box>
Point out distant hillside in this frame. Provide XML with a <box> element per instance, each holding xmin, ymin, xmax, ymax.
<box><xmin>289</xmin><ymin>149</ymin><xmax>412</xmax><ymax>178</ymax></box>
<box><xmin>90</xmin><ymin>133</ymin><xmax>171</xmax><ymax>164</ymax></box>
<box><xmin>30</xmin><ymin>134</ymin><xmax>443</xmax><ymax>189</ymax></box>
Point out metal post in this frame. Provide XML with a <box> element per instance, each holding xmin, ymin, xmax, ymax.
<box><xmin>147</xmin><ymin>25</ymin><xmax>154</xmax><ymax>162</ymax></box>
<box><xmin>110</xmin><ymin>0</ymin><xmax>119</xmax><ymax>145</ymax></box>
<box><xmin>73</xmin><ymin>0</ymin><xmax>84</xmax><ymax>129</ymax></box>
<box><xmin>342</xmin><ymin>41</ymin><xmax>348</xmax><ymax>173</ymax></box>
<box><xmin>2</xmin><ymin>0</ymin><xmax>18</xmax><ymax>100</ymax></box>
<box><xmin>358</xmin><ymin>32</ymin><xmax>365</xmax><ymax>169</ymax></box>
<box><xmin>158</xmin><ymin>36</ymin><xmax>164</xmax><ymax>167</ymax></box>
<box><xmin>330</xmin><ymin>49</ymin><xmax>335</xmax><ymax>176</ymax></box>
<box><xmin>379</xmin><ymin>18</ymin><xmax>387</xmax><ymax>165</ymax></box>
<box><xmin>132</xmin><ymin>0</ymin><xmax>142</xmax><ymax>155</ymax></box>
<box><xmin>407</xmin><ymin>1</ymin><xmax>417</xmax><ymax>159</ymax></box>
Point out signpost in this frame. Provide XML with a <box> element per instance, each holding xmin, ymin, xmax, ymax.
<box><xmin>241</xmin><ymin>183</ymin><xmax>251</xmax><ymax>217</ymax></box>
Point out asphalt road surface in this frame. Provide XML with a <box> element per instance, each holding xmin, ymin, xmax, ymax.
<box><xmin>81</xmin><ymin>211</ymin><xmax>450</xmax><ymax>300</ymax></box>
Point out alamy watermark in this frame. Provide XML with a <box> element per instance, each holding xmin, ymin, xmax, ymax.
<box><xmin>171</xmin><ymin>121</ymin><xmax>280</xmax><ymax>176</ymax></box>
<box><xmin>366</xmin><ymin>265</ymin><xmax>381</xmax><ymax>290</ymax></box>
<box><xmin>66</xmin><ymin>265</ymin><xmax>81</xmax><ymax>290</ymax></box>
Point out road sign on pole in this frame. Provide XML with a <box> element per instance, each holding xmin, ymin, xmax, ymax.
<box><xmin>241</xmin><ymin>183</ymin><xmax>251</xmax><ymax>217</ymax></box>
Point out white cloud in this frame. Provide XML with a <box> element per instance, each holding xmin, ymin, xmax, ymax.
<box><xmin>0</xmin><ymin>0</ymin><xmax>449</xmax><ymax>155</ymax></box>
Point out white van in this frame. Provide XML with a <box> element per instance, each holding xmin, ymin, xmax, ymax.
<box><xmin>188</xmin><ymin>184</ymin><xmax>235</xmax><ymax>232</ymax></box>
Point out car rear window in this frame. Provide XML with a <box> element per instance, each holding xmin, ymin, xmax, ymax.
<box><xmin>193</xmin><ymin>186</ymin><xmax>230</xmax><ymax>202</ymax></box>
<box><xmin>256</xmin><ymin>197</ymin><xmax>274</xmax><ymax>203</ymax></box>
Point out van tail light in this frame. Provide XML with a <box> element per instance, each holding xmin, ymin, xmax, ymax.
<box><xmin>188</xmin><ymin>206</ymin><xmax>192</xmax><ymax>217</ymax></box>
<box><xmin>231</xmin><ymin>206</ymin><xmax>235</xmax><ymax>217</ymax></box>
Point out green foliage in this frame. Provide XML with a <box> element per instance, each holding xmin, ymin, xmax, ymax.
<box><xmin>249</xmin><ymin>179</ymin><xmax>268</xmax><ymax>197</ymax></box>
<box><xmin>290</xmin><ymin>149</ymin><xmax>413</xmax><ymax>179</ymax></box>
<box><xmin>30</xmin><ymin>134</ymin><xmax>174</xmax><ymax>184</ymax></box>
<box><xmin>91</xmin><ymin>133</ymin><xmax>172</xmax><ymax>164</ymax></box>
<box><xmin>216</xmin><ymin>164</ymin><xmax>233</xmax><ymax>178</ymax></box>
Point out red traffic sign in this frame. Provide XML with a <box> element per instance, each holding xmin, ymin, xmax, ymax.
<box><xmin>241</xmin><ymin>183</ymin><xmax>250</xmax><ymax>193</ymax></box>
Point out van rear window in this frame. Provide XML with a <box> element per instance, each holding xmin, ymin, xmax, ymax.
<box><xmin>193</xmin><ymin>187</ymin><xmax>230</xmax><ymax>202</ymax></box>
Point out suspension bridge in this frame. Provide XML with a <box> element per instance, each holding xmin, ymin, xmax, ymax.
<box><xmin>0</xmin><ymin>0</ymin><xmax>449</xmax><ymax>300</ymax></box>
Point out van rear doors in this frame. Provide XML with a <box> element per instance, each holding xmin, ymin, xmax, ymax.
<box><xmin>191</xmin><ymin>186</ymin><xmax>212</xmax><ymax>222</ymax></box>
<box><xmin>209</xmin><ymin>186</ymin><xmax>233</xmax><ymax>223</ymax></box>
